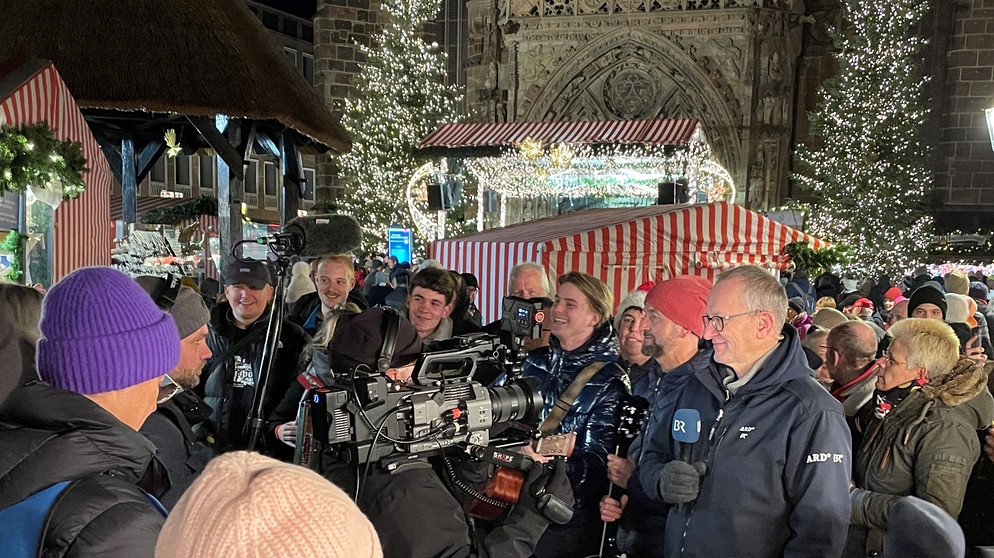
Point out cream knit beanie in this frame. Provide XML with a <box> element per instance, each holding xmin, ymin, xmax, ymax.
<box><xmin>155</xmin><ymin>451</ymin><xmax>382</xmax><ymax>558</ymax></box>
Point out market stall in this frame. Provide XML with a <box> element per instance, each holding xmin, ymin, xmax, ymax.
<box><xmin>430</xmin><ymin>201</ymin><xmax>828</xmax><ymax>323</ymax></box>
<box><xmin>0</xmin><ymin>56</ymin><xmax>113</xmax><ymax>284</ymax></box>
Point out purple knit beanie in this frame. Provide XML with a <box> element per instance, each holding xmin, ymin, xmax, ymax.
<box><xmin>37</xmin><ymin>267</ymin><xmax>181</xmax><ymax>394</ymax></box>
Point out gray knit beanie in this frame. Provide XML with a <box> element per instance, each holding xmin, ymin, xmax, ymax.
<box><xmin>136</xmin><ymin>276</ymin><xmax>211</xmax><ymax>339</ymax></box>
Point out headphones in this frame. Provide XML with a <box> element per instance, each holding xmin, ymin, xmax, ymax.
<box><xmin>150</xmin><ymin>274</ymin><xmax>184</xmax><ymax>311</ymax></box>
<box><xmin>376</xmin><ymin>306</ymin><xmax>400</xmax><ymax>375</ymax></box>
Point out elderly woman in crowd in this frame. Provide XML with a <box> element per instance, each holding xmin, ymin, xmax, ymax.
<box><xmin>519</xmin><ymin>271</ymin><xmax>626</xmax><ymax>558</ymax></box>
<box><xmin>846</xmin><ymin>318</ymin><xmax>994</xmax><ymax>557</ymax></box>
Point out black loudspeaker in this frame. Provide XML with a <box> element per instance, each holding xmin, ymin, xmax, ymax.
<box><xmin>427</xmin><ymin>182</ymin><xmax>452</xmax><ymax>211</ymax></box>
<box><xmin>656</xmin><ymin>180</ymin><xmax>690</xmax><ymax>205</ymax></box>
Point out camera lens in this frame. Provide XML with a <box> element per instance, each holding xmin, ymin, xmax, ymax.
<box><xmin>488</xmin><ymin>376</ymin><xmax>542</xmax><ymax>425</ymax></box>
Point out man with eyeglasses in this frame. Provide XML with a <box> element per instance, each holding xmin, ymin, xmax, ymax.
<box><xmin>646</xmin><ymin>265</ymin><xmax>852</xmax><ymax>558</ymax></box>
<box><xmin>137</xmin><ymin>275</ymin><xmax>214</xmax><ymax>509</ymax></box>
<box><xmin>823</xmin><ymin>321</ymin><xmax>880</xmax><ymax>452</ymax></box>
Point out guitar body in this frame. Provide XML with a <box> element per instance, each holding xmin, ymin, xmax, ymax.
<box><xmin>465</xmin><ymin>432</ymin><xmax>577</xmax><ymax>521</ymax></box>
<box><xmin>466</xmin><ymin>466</ymin><xmax>525</xmax><ymax>520</ymax></box>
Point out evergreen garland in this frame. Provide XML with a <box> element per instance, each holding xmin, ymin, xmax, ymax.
<box><xmin>0</xmin><ymin>122</ymin><xmax>87</xmax><ymax>198</ymax></box>
<box><xmin>783</xmin><ymin>241</ymin><xmax>851</xmax><ymax>276</ymax></box>
<box><xmin>141</xmin><ymin>196</ymin><xmax>219</xmax><ymax>225</ymax></box>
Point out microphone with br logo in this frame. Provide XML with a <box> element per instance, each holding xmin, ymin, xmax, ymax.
<box><xmin>671</xmin><ymin>408</ymin><xmax>702</xmax><ymax>513</ymax></box>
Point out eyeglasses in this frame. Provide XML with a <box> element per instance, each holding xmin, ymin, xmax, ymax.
<box><xmin>881</xmin><ymin>352</ymin><xmax>908</xmax><ymax>367</ymax></box>
<box><xmin>702</xmin><ymin>310</ymin><xmax>760</xmax><ymax>332</ymax></box>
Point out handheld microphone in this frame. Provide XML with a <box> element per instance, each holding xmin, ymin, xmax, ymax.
<box><xmin>672</xmin><ymin>408</ymin><xmax>701</xmax><ymax>462</ymax></box>
<box><xmin>257</xmin><ymin>214</ymin><xmax>363</xmax><ymax>258</ymax></box>
<box><xmin>672</xmin><ymin>408</ymin><xmax>701</xmax><ymax>514</ymax></box>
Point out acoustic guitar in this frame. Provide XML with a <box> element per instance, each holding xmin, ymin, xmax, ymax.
<box><xmin>466</xmin><ymin>432</ymin><xmax>577</xmax><ymax>521</ymax></box>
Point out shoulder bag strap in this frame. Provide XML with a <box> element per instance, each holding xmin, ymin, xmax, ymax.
<box><xmin>538</xmin><ymin>361</ymin><xmax>610</xmax><ymax>436</ymax></box>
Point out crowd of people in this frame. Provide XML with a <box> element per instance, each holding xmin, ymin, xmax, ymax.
<box><xmin>1</xmin><ymin>255</ymin><xmax>993</xmax><ymax>558</ymax></box>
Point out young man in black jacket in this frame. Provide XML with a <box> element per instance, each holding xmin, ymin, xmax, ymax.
<box><xmin>199</xmin><ymin>260</ymin><xmax>309</xmax><ymax>459</ymax></box>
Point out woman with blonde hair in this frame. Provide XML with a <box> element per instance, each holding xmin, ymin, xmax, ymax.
<box><xmin>846</xmin><ymin>317</ymin><xmax>994</xmax><ymax>557</ymax></box>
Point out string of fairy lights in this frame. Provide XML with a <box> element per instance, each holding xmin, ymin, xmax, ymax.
<box><xmin>465</xmin><ymin>134</ymin><xmax>733</xmax><ymax>205</ymax></box>
<box><xmin>792</xmin><ymin>0</ymin><xmax>933</xmax><ymax>277</ymax></box>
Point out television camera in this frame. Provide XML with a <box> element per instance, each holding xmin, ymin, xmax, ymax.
<box><xmin>295</xmin><ymin>332</ymin><xmax>543</xmax><ymax>471</ymax></box>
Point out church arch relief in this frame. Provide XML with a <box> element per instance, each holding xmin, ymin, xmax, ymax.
<box><xmin>517</xmin><ymin>28</ymin><xmax>744</xmax><ymax>178</ymax></box>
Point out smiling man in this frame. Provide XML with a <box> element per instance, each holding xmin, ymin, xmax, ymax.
<box><xmin>650</xmin><ymin>265</ymin><xmax>852</xmax><ymax>558</ymax></box>
<box><xmin>199</xmin><ymin>260</ymin><xmax>309</xmax><ymax>458</ymax></box>
<box><xmin>405</xmin><ymin>266</ymin><xmax>458</xmax><ymax>342</ymax></box>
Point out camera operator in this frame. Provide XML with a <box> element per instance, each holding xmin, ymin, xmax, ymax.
<box><xmin>291</xmin><ymin>307</ymin><xmax>576</xmax><ymax>558</ymax></box>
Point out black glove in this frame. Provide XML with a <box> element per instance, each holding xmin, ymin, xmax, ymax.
<box><xmin>518</xmin><ymin>458</ymin><xmax>575</xmax><ymax>525</ymax></box>
<box><xmin>658</xmin><ymin>460</ymin><xmax>706</xmax><ymax>504</ymax></box>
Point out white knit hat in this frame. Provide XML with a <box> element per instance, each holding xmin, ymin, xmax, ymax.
<box><xmin>614</xmin><ymin>289</ymin><xmax>648</xmax><ymax>331</ymax></box>
<box><xmin>155</xmin><ymin>451</ymin><xmax>382</xmax><ymax>558</ymax></box>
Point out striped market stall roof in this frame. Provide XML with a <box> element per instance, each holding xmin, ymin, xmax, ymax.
<box><xmin>430</xmin><ymin>202</ymin><xmax>827</xmax><ymax>324</ymax></box>
<box><xmin>417</xmin><ymin>118</ymin><xmax>700</xmax><ymax>150</ymax></box>
<box><xmin>0</xmin><ymin>57</ymin><xmax>113</xmax><ymax>281</ymax></box>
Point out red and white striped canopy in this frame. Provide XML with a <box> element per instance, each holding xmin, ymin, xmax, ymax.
<box><xmin>0</xmin><ymin>57</ymin><xmax>113</xmax><ymax>281</ymax></box>
<box><xmin>430</xmin><ymin>202</ymin><xmax>828</xmax><ymax>324</ymax></box>
<box><xmin>417</xmin><ymin>118</ymin><xmax>700</xmax><ymax>150</ymax></box>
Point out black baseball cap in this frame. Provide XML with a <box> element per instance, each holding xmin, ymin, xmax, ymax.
<box><xmin>225</xmin><ymin>260</ymin><xmax>273</xmax><ymax>290</ymax></box>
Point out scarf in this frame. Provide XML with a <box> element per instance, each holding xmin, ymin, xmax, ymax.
<box><xmin>872</xmin><ymin>379</ymin><xmax>925</xmax><ymax>419</ymax></box>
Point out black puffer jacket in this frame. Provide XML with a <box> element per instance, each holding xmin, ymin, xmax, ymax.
<box><xmin>0</xmin><ymin>382</ymin><xmax>166</xmax><ymax>557</ymax></box>
<box><xmin>200</xmin><ymin>303</ymin><xmax>309</xmax><ymax>457</ymax></box>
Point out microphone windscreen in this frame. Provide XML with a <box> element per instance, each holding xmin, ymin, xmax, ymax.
<box><xmin>285</xmin><ymin>214</ymin><xmax>363</xmax><ymax>257</ymax></box>
<box><xmin>672</xmin><ymin>408</ymin><xmax>702</xmax><ymax>444</ymax></box>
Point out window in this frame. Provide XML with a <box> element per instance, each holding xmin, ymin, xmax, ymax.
<box><xmin>150</xmin><ymin>156</ymin><xmax>166</xmax><ymax>183</ymax></box>
<box><xmin>262</xmin><ymin>11</ymin><xmax>278</xmax><ymax>30</ymax></box>
<box><xmin>303</xmin><ymin>168</ymin><xmax>316</xmax><ymax>201</ymax></box>
<box><xmin>199</xmin><ymin>155</ymin><xmax>215</xmax><ymax>191</ymax></box>
<box><xmin>175</xmin><ymin>156</ymin><xmax>191</xmax><ymax>186</ymax></box>
<box><xmin>264</xmin><ymin>161</ymin><xmax>278</xmax><ymax>197</ymax></box>
<box><xmin>284</xmin><ymin>47</ymin><xmax>297</xmax><ymax>67</ymax></box>
<box><xmin>302</xmin><ymin>24</ymin><xmax>314</xmax><ymax>43</ymax></box>
<box><xmin>302</xmin><ymin>53</ymin><xmax>314</xmax><ymax>85</ymax></box>
<box><xmin>244</xmin><ymin>160</ymin><xmax>258</xmax><ymax>194</ymax></box>
<box><xmin>281</xmin><ymin>18</ymin><xmax>298</xmax><ymax>37</ymax></box>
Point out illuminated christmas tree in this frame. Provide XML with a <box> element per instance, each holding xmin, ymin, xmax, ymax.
<box><xmin>336</xmin><ymin>0</ymin><xmax>462</xmax><ymax>254</ymax></box>
<box><xmin>794</xmin><ymin>0</ymin><xmax>933</xmax><ymax>277</ymax></box>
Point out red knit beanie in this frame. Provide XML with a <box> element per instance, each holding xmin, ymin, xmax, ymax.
<box><xmin>644</xmin><ymin>275</ymin><xmax>713</xmax><ymax>337</ymax></box>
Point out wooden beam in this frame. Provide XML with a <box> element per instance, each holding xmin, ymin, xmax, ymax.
<box><xmin>135</xmin><ymin>141</ymin><xmax>166</xmax><ymax>184</ymax></box>
<box><xmin>121</xmin><ymin>137</ymin><xmax>137</xmax><ymax>226</ymax></box>
<box><xmin>280</xmin><ymin>133</ymin><xmax>302</xmax><ymax>225</ymax></box>
<box><xmin>92</xmin><ymin>134</ymin><xmax>123</xmax><ymax>186</ymax></box>
<box><xmin>255</xmin><ymin>133</ymin><xmax>280</xmax><ymax>159</ymax></box>
<box><xmin>188</xmin><ymin>116</ymin><xmax>245</xmax><ymax>180</ymax></box>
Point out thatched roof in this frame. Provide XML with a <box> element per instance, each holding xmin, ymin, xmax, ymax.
<box><xmin>0</xmin><ymin>0</ymin><xmax>349</xmax><ymax>153</ymax></box>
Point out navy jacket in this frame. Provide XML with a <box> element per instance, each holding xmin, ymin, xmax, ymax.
<box><xmin>620</xmin><ymin>347</ymin><xmax>713</xmax><ymax>558</ymax></box>
<box><xmin>640</xmin><ymin>325</ymin><xmax>852</xmax><ymax>558</ymax></box>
